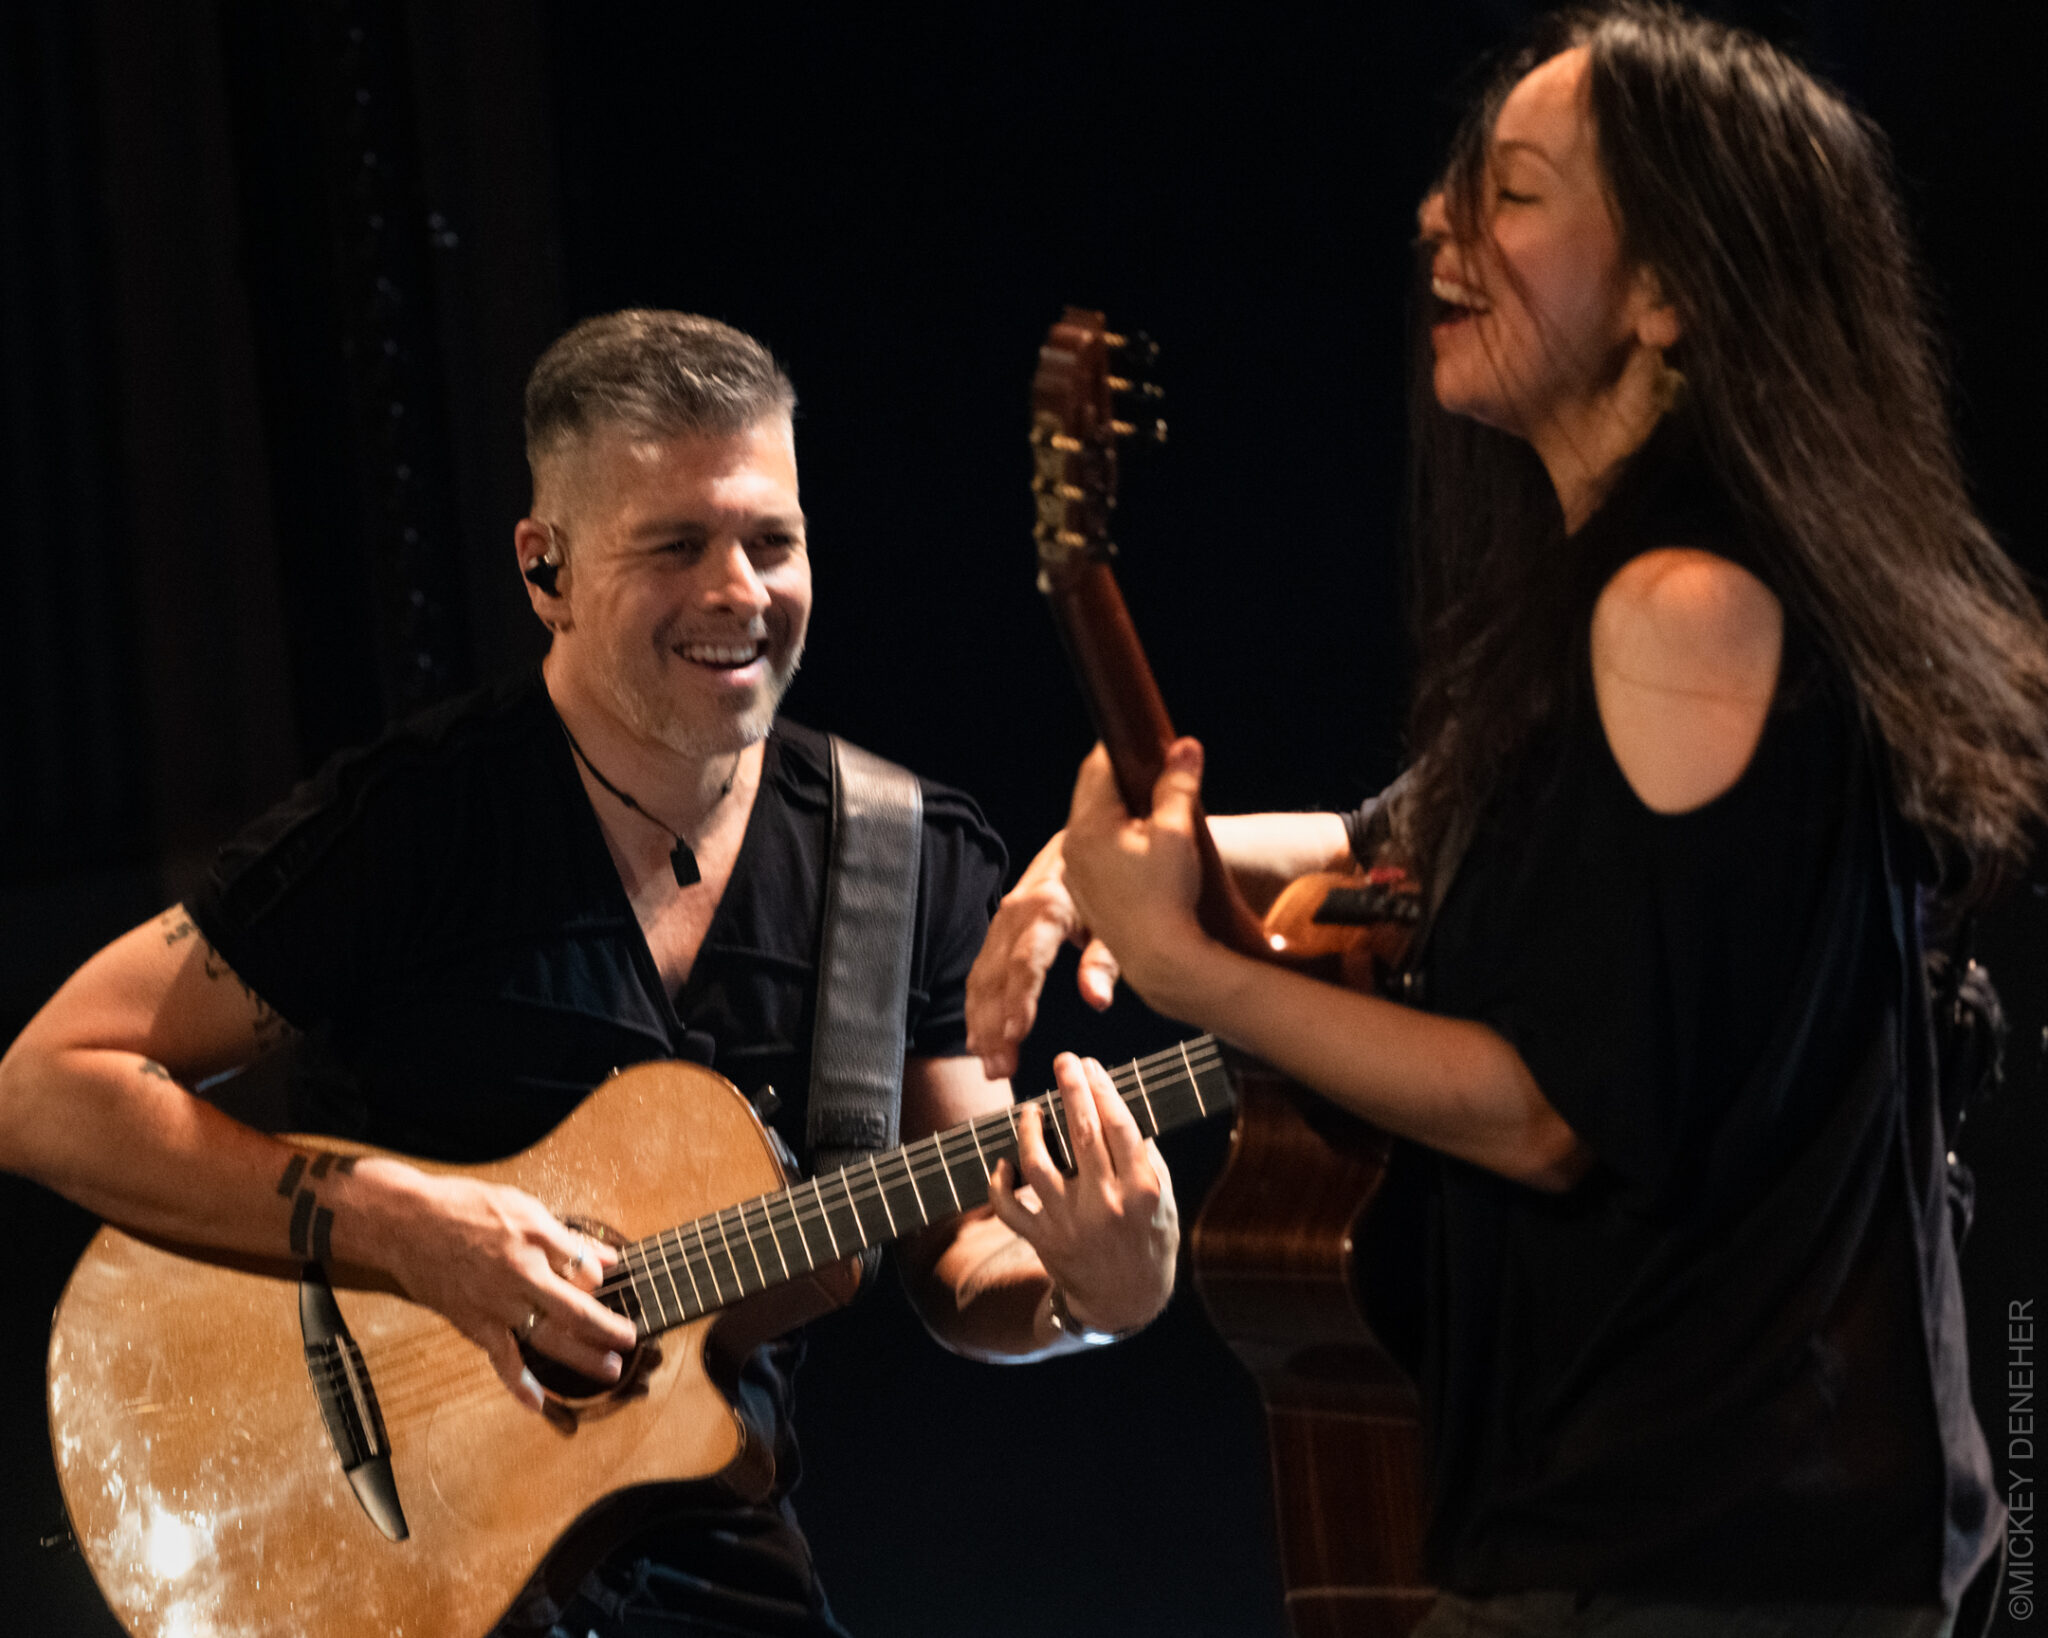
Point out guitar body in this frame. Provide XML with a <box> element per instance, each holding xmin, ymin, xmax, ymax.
<box><xmin>1197</xmin><ymin>1077</ymin><xmax>1428</xmax><ymax>1638</ymax></box>
<box><xmin>47</xmin><ymin>1060</ymin><xmax>857</xmax><ymax>1638</ymax></box>
<box><xmin>1030</xmin><ymin>310</ymin><xmax>1432</xmax><ymax>1635</ymax></box>
<box><xmin>1198</xmin><ymin>875</ymin><xmax>1430</xmax><ymax>1638</ymax></box>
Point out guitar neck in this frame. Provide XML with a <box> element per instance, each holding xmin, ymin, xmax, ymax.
<box><xmin>1030</xmin><ymin>306</ymin><xmax>1267</xmax><ymax>959</ymax></box>
<box><xmin>1043</xmin><ymin>557</ymin><xmax>1177</xmax><ymax>815</ymax></box>
<box><xmin>1042</xmin><ymin>560</ymin><xmax>1269</xmax><ymax>958</ymax></box>
<box><xmin>600</xmin><ymin>1036</ymin><xmax>1233</xmax><ymax>1339</ymax></box>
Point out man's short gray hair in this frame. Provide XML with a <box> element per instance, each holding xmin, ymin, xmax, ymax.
<box><xmin>523</xmin><ymin>310</ymin><xmax>796</xmax><ymax>471</ymax></box>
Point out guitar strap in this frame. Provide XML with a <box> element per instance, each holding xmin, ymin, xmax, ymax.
<box><xmin>806</xmin><ymin>736</ymin><xmax>924</xmax><ymax>1182</ymax></box>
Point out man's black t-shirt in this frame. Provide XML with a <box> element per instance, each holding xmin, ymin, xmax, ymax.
<box><xmin>187</xmin><ymin>671</ymin><xmax>1008</xmax><ymax>1635</ymax></box>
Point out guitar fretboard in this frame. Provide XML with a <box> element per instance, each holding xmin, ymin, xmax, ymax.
<box><xmin>599</xmin><ymin>1035</ymin><xmax>1232</xmax><ymax>1338</ymax></box>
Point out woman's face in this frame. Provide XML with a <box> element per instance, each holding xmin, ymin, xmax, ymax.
<box><xmin>1420</xmin><ymin>47</ymin><xmax>1669</xmax><ymax>453</ymax></box>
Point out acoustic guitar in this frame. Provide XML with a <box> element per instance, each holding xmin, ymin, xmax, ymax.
<box><xmin>1029</xmin><ymin>306</ymin><xmax>1431</xmax><ymax>1638</ymax></box>
<box><xmin>47</xmin><ymin>1037</ymin><xmax>1233</xmax><ymax>1638</ymax></box>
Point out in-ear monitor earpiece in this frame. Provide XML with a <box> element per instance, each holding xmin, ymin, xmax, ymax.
<box><xmin>524</xmin><ymin>557</ymin><xmax>561</xmax><ymax>597</ymax></box>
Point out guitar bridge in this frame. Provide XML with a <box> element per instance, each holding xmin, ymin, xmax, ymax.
<box><xmin>299</xmin><ymin>1265</ymin><xmax>409</xmax><ymax>1541</ymax></box>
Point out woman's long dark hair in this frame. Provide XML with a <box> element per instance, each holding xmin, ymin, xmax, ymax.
<box><xmin>1399</xmin><ymin>2</ymin><xmax>2048</xmax><ymax>903</ymax></box>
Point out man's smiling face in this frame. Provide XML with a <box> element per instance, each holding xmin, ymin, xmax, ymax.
<box><xmin>539</xmin><ymin>415</ymin><xmax>811</xmax><ymax>761</ymax></box>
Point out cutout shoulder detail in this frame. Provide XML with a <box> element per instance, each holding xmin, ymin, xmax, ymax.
<box><xmin>1590</xmin><ymin>547</ymin><xmax>1784</xmax><ymax>814</ymax></box>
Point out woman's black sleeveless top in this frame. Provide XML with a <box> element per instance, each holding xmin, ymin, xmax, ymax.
<box><xmin>1408</xmin><ymin>421</ymin><xmax>2001</xmax><ymax>1603</ymax></box>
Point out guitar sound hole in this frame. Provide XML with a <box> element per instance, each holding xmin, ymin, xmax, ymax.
<box><xmin>517</xmin><ymin>1212</ymin><xmax>655</xmax><ymax>1411</ymax></box>
<box><xmin>519</xmin><ymin>1336</ymin><xmax>653</xmax><ymax>1405</ymax></box>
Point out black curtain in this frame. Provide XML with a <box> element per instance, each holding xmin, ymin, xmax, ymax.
<box><xmin>0</xmin><ymin>4</ymin><xmax>147</xmax><ymax>882</ymax></box>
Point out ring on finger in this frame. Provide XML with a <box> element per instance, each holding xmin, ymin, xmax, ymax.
<box><xmin>518</xmin><ymin>1307</ymin><xmax>543</xmax><ymax>1339</ymax></box>
<box><xmin>565</xmin><ymin>1243</ymin><xmax>587</xmax><ymax>1278</ymax></box>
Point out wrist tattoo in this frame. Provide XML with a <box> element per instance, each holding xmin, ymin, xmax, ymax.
<box><xmin>159</xmin><ymin>911</ymin><xmax>198</xmax><ymax>948</ymax></box>
<box><xmin>276</xmin><ymin>1149</ymin><xmax>358</xmax><ymax>1263</ymax></box>
<box><xmin>136</xmin><ymin>1059</ymin><xmax>175</xmax><ymax>1082</ymax></box>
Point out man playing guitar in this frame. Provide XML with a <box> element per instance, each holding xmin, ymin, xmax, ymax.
<box><xmin>0</xmin><ymin>309</ymin><xmax>1179</xmax><ymax>1638</ymax></box>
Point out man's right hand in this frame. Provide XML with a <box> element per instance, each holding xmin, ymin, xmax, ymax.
<box><xmin>0</xmin><ymin>905</ymin><xmax>640</xmax><ymax>1417</ymax></box>
<box><xmin>337</xmin><ymin>1161</ymin><xmax>638</xmax><ymax>1412</ymax></box>
<box><xmin>964</xmin><ymin>831</ymin><xmax>1123</xmax><ymax>1080</ymax></box>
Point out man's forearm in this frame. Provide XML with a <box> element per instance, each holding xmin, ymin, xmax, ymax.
<box><xmin>0</xmin><ymin>1040</ymin><xmax>414</xmax><ymax>1266</ymax></box>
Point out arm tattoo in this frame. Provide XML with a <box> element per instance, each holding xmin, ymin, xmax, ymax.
<box><xmin>165</xmin><ymin>907</ymin><xmax>293</xmax><ymax>1052</ymax></box>
<box><xmin>275</xmin><ymin>1149</ymin><xmax>358</xmax><ymax>1262</ymax></box>
<box><xmin>198</xmin><ymin>939</ymin><xmax>291</xmax><ymax>1053</ymax></box>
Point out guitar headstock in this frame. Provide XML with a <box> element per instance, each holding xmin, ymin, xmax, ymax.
<box><xmin>1029</xmin><ymin>306</ymin><xmax>1166</xmax><ymax>592</ymax></box>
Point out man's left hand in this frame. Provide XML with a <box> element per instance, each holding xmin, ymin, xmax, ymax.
<box><xmin>988</xmin><ymin>1050</ymin><xmax>1178</xmax><ymax>1337</ymax></box>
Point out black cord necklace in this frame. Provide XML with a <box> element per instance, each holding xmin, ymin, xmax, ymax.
<box><xmin>560</xmin><ymin>723</ymin><xmax>737</xmax><ymax>888</ymax></box>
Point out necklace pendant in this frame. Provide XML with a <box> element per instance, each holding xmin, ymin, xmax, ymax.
<box><xmin>670</xmin><ymin>840</ymin><xmax>702</xmax><ymax>889</ymax></box>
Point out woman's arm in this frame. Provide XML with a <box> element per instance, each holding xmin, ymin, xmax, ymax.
<box><xmin>1060</xmin><ymin>743</ymin><xmax>1589</xmax><ymax>1191</ymax></box>
<box><xmin>965</xmin><ymin>809</ymin><xmax>1355</xmax><ymax>1079</ymax></box>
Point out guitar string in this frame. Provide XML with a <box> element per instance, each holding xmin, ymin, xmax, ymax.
<box><xmin>303</xmin><ymin>1040</ymin><xmax>1231</xmax><ymax>1408</ymax></box>
<box><xmin>304</xmin><ymin>1039</ymin><xmax>1229</xmax><ymax>1406</ymax></box>
<box><xmin>305</xmin><ymin>1047</ymin><xmax>1234</xmax><ymax>1415</ymax></box>
<box><xmin>597</xmin><ymin>1038</ymin><xmax>1225</xmax><ymax>1318</ymax></box>
<box><xmin>317</xmin><ymin>1039</ymin><xmax>1226</xmax><ymax>1390</ymax></box>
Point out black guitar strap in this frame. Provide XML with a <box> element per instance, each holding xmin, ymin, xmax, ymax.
<box><xmin>806</xmin><ymin>736</ymin><xmax>924</xmax><ymax>1181</ymax></box>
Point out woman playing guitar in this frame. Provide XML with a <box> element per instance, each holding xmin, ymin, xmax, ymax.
<box><xmin>968</xmin><ymin>8</ymin><xmax>2048</xmax><ymax>1636</ymax></box>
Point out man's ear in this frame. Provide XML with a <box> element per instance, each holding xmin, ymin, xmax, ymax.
<box><xmin>513</xmin><ymin>517</ymin><xmax>571</xmax><ymax>627</ymax></box>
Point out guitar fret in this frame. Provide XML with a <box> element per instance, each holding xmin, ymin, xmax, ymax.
<box><xmin>888</xmin><ymin>1149</ymin><xmax>929</xmax><ymax>1231</ymax></box>
<box><xmin>1043</xmin><ymin>1094</ymin><xmax>1074</xmax><ymax>1171</ymax></box>
<box><xmin>736</xmin><ymin>1203</ymin><xmax>769</xmax><ymax>1290</ymax></box>
<box><xmin>836</xmin><ymin>1169</ymin><xmax>875</xmax><ymax>1252</ymax></box>
<box><xmin>744</xmin><ymin>1203</ymin><xmax>773</xmax><ymax>1284</ymax></box>
<box><xmin>1130</xmin><ymin>1058</ymin><xmax>1158</xmax><ymax>1137</ymax></box>
<box><xmin>653</xmin><ymin>1241</ymin><xmax>684</xmax><ymax>1327</ymax></box>
<box><xmin>866</xmin><ymin>1153</ymin><xmax>899</xmax><ymax>1236</ymax></box>
<box><xmin>940</xmin><ymin>1129</ymin><xmax>981</xmax><ymax>1208</ymax></box>
<box><xmin>812</xmin><ymin>1175</ymin><xmax>841</xmax><ymax>1259</ymax></box>
<box><xmin>604</xmin><ymin>1263</ymin><xmax>645</xmax><ymax>1333</ymax></box>
<box><xmin>932</xmin><ymin>1131</ymin><xmax>962</xmax><ymax>1212</ymax></box>
<box><xmin>694</xmin><ymin>1220</ymin><xmax>727</xmax><ymax>1304</ymax></box>
<box><xmin>678</xmin><ymin>1229</ymin><xmax>713</xmax><ymax>1315</ymax></box>
<box><xmin>787</xmin><ymin>1185</ymin><xmax>817</xmax><ymax>1268</ymax></box>
<box><xmin>714</xmin><ymin>1211</ymin><xmax>749</xmax><ymax>1296</ymax></box>
<box><xmin>762</xmin><ymin>1197</ymin><xmax>795</xmax><ymax>1282</ymax></box>
<box><xmin>645</xmin><ymin>1235</ymin><xmax>688</xmax><ymax>1326</ymax></box>
<box><xmin>1179</xmin><ymin>1039</ymin><xmax>1206</xmax><ymax>1115</ymax></box>
<box><xmin>900</xmin><ymin>1144</ymin><xmax>931</xmax><ymax>1223</ymax></box>
<box><xmin>969</xmin><ymin>1116</ymin><xmax>994</xmax><ymax>1185</ymax></box>
<box><xmin>622</xmin><ymin>1245</ymin><xmax>662</xmax><ymax>1333</ymax></box>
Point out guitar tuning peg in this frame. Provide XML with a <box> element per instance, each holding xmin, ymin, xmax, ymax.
<box><xmin>1109</xmin><ymin>415</ymin><xmax>1169</xmax><ymax>446</ymax></box>
<box><xmin>1109</xmin><ymin>331</ymin><xmax>1161</xmax><ymax>373</ymax></box>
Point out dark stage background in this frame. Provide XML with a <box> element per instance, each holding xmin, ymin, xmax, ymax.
<box><xmin>3</xmin><ymin>3</ymin><xmax>2043</xmax><ymax>1634</ymax></box>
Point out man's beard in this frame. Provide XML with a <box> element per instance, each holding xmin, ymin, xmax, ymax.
<box><xmin>599</xmin><ymin>639</ymin><xmax>805</xmax><ymax>763</ymax></box>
